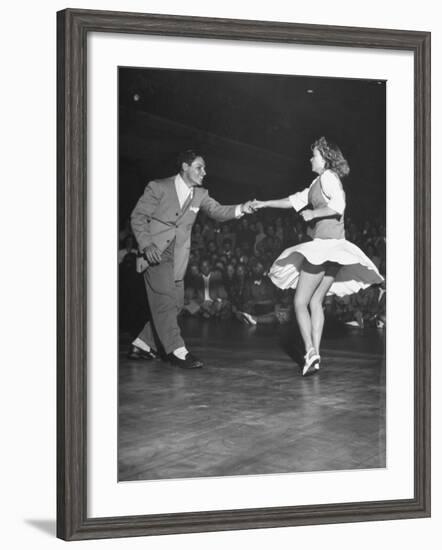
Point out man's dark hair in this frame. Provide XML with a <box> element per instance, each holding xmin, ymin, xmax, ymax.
<box><xmin>177</xmin><ymin>149</ymin><xmax>204</xmax><ymax>171</ymax></box>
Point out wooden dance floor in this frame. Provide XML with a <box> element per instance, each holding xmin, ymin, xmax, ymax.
<box><xmin>118</xmin><ymin>318</ymin><xmax>386</xmax><ymax>481</ymax></box>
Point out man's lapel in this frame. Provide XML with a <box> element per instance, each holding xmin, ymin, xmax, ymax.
<box><xmin>181</xmin><ymin>189</ymin><xmax>193</xmax><ymax>213</ymax></box>
<box><xmin>167</xmin><ymin>176</ymin><xmax>181</xmax><ymax>214</ymax></box>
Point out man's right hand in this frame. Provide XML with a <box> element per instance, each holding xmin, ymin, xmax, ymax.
<box><xmin>241</xmin><ymin>199</ymin><xmax>257</xmax><ymax>214</ymax></box>
<box><xmin>143</xmin><ymin>243</ymin><xmax>162</xmax><ymax>264</ymax></box>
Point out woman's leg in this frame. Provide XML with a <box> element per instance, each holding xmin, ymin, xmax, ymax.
<box><xmin>309</xmin><ymin>262</ymin><xmax>340</xmax><ymax>354</ymax></box>
<box><xmin>294</xmin><ymin>261</ymin><xmax>326</xmax><ymax>353</ymax></box>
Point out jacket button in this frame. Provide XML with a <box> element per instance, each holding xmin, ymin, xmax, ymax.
<box><xmin>175</xmin><ymin>212</ymin><xmax>178</xmax><ymax>216</ymax></box>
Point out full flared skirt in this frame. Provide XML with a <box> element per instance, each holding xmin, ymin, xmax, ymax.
<box><xmin>269</xmin><ymin>238</ymin><xmax>384</xmax><ymax>297</ymax></box>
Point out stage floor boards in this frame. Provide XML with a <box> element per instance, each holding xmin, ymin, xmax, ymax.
<box><xmin>118</xmin><ymin>318</ymin><xmax>386</xmax><ymax>482</ymax></box>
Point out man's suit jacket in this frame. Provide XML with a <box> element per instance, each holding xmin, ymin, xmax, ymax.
<box><xmin>131</xmin><ymin>176</ymin><xmax>239</xmax><ymax>280</ymax></box>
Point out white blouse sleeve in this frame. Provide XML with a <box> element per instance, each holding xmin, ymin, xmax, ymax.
<box><xmin>320</xmin><ymin>170</ymin><xmax>346</xmax><ymax>215</ymax></box>
<box><xmin>288</xmin><ymin>187</ymin><xmax>310</xmax><ymax>212</ymax></box>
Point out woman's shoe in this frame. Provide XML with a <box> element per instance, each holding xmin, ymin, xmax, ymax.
<box><xmin>302</xmin><ymin>347</ymin><xmax>320</xmax><ymax>376</ymax></box>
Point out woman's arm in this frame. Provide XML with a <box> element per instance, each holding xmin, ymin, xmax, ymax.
<box><xmin>253</xmin><ymin>197</ymin><xmax>293</xmax><ymax>209</ymax></box>
<box><xmin>253</xmin><ymin>186</ymin><xmax>310</xmax><ymax>212</ymax></box>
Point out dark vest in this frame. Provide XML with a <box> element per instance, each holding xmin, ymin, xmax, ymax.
<box><xmin>306</xmin><ymin>176</ymin><xmax>345</xmax><ymax>240</ymax></box>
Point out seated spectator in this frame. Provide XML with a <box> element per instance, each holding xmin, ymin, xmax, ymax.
<box><xmin>274</xmin><ymin>217</ymin><xmax>286</xmax><ymax>244</ymax></box>
<box><xmin>216</xmin><ymin>223</ymin><xmax>236</xmax><ymax>251</ymax></box>
<box><xmin>191</xmin><ymin>222</ymin><xmax>205</xmax><ymax>253</ymax></box>
<box><xmin>366</xmin><ymin>243</ymin><xmax>381</xmax><ymax>270</ymax></box>
<box><xmin>331</xmin><ymin>284</ymin><xmax>387</xmax><ymax>329</ymax></box>
<box><xmin>223</xmin><ymin>264</ymin><xmax>236</xmax><ymax>297</ymax></box>
<box><xmin>118</xmin><ymin>218</ymin><xmax>132</xmax><ymax>246</ymax></box>
<box><xmin>207</xmin><ymin>239</ymin><xmax>218</xmax><ymax>256</ymax></box>
<box><xmin>357</xmin><ymin>283</ymin><xmax>386</xmax><ymax>328</ymax></box>
<box><xmin>362</xmin><ymin>220</ymin><xmax>371</xmax><ymax>238</ymax></box>
<box><xmin>263</xmin><ymin>251</ymin><xmax>276</xmax><ymax>270</ymax></box>
<box><xmin>274</xmin><ymin>288</ymin><xmax>294</xmax><ymax>324</ymax></box>
<box><xmin>248</xmin><ymin>255</ymin><xmax>259</xmax><ymax>271</ymax></box>
<box><xmin>367</xmin><ymin>225</ymin><xmax>385</xmax><ymax>250</ymax></box>
<box><xmin>184</xmin><ymin>263</ymin><xmax>200</xmax><ymax>287</ymax></box>
<box><xmin>331</xmin><ymin>294</ymin><xmax>355</xmax><ymax>325</ymax></box>
<box><xmin>293</xmin><ymin>220</ymin><xmax>310</xmax><ymax>245</ymax></box>
<box><xmin>118</xmin><ymin>234</ymin><xmax>137</xmax><ymax>264</ymax></box>
<box><xmin>221</xmin><ymin>238</ymin><xmax>234</xmax><ymax>260</ymax></box>
<box><xmin>379</xmin><ymin>256</ymin><xmax>386</xmax><ymax>278</ymax></box>
<box><xmin>235</xmin><ymin>261</ymin><xmax>279</xmax><ymax>325</ymax></box>
<box><xmin>254</xmin><ymin>221</ymin><xmax>266</xmax><ymax>254</ymax></box>
<box><xmin>118</xmin><ymin>236</ymin><xmax>148</xmax><ymax>336</ymax></box>
<box><xmin>229</xmin><ymin>264</ymin><xmax>248</xmax><ymax>309</ymax></box>
<box><xmin>237</xmin><ymin>217</ymin><xmax>255</xmax><ymax>250</ymax></box>
<box><xmin>377</xmin><ymin>239</ymin><xmax>386</xmax><ymax>276</ymax></box>
<box><xmin>376</xmin><ymin>282</ymin><xmax>386</xmax><ymax>328</ymax></box>
<box><xmin>239</xmin><ymin>254</ymin><xmax>250</xmax><ymax>272</ymax></box>
<box><xmin>201</xmin><ymin>218</ymin><xmax>216</xmax><ymax>244</ymax></box>
<box><xmin>182</xmin><ymin>285</ymin><xmax>200</xmax><ymax>316</ymax></box>
<box><xmin>241</xmin><ymin>240</ymin><xmax>253</xmax><ymax>256</ymax></box>
<box><xmin>182</xmin><ymin>264</ymin><xmax>201</xmax><ymax>316</ymax></box>
<box><xmin>188</xmin><ymin>250</ymin><xmax>201</xmax><ymax>269</ymax></box>
<box><xmin>194</xmin><ymin>260</ymin><xmax>232</xmax><ymax>320</ymax></box>
<box><xmin>214</xmin><ymin>260</ymin><xmax>226</xmax><ymax>274</ymax></box>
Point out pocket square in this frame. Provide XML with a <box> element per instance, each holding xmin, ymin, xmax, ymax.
<box><xmin>190</xmin><ymin>206</ymin><xmax>200</xmax><ymax>213</ymax></box>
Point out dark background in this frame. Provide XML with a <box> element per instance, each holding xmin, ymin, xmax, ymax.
<box><xmin>118</xmin><ymin>67</ymin><xmax>386</xmax><ymax>226</ymax></box>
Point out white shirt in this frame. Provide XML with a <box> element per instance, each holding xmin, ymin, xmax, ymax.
<box><xmin>174</xmin><ymin>174</ymin><xmax>243</xmax><ymax>217</ymax></box>
<box><xmin>175</xmin><ymin>174</ymin><xmax>194</xmax><ymax>208</ymax></box>
<box><xmin>288</xmin><ymin>169</ymin><xmax>346</xmax><ymax>215</ymax></box>
<box><xmin>202</xmin><ymin>274</ymin><xmax>212</xmax><ymax>302</ymax></box>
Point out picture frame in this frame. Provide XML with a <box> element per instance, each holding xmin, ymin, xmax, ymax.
<box><xmin>57</xmin><ymin>7</ymin><xmax>431</xmax><ymax>541</ymax></box>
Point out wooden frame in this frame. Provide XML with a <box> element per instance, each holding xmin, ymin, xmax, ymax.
<box><xmin>57</xmin><ymin>8</ymin><xmax>431</xmax><ymax>541</ymax></box>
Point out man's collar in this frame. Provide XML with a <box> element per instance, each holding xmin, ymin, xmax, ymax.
<box><xmin>175</xmin><ymin>173</ymin><xmax>193</xmax><ymax>191</ymax></box>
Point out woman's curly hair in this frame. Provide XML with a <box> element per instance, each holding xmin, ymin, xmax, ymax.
<box><xmin>312</xmin><ymin>137</ymin><xmax>350</xmax><ymax>178</ymax></box>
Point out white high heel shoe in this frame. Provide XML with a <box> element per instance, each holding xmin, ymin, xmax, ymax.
<box><xmin>302</xmin><ymin>347</ymin><xmax>320</xmax><ymax>376</ymax></box>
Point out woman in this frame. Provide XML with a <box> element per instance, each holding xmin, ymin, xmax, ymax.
<box><xmin>252</xmin><ymin>137</ymin><xmax>384</xmax><ymax>376</ymax></box>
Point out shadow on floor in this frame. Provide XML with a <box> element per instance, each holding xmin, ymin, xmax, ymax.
<box><xmin>24</xmin><ymin>519</ymin><xmax>56</xmax><ymax>537</ymax></box>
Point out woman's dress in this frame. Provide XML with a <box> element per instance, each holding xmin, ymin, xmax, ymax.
<box><xmin>269</xmin><ymin>170</ymin><xmax>384</xmax><ymax>297</ymax></box>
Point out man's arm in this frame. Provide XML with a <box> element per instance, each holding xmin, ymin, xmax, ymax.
<box><xmin>199</xmin><ymin>192</ymin><xmax>254</xmax><ymax>222</ymax></box>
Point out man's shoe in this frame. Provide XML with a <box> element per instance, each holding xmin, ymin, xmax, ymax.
<box><xmin>167</xmin><ymin>352</ymin><xmax>203</xmax><ymax>369</ymax></box>
<box><xmin>127</xmin><ymin>345</ymin><xmax>159</xmax><ymax>360</ymax></box>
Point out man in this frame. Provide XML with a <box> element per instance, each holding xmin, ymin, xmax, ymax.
<box><xmin>236</xmin><ymin>261</ymin><xmax>278</xmax><ymax>326</ymax></box>
<box><xmin>128</xmin><ymin>149</ymin><xmax>255</xmax><ymax>368</ymax></box>
<box><xmin>195</xmin><ymin>259</ymin><xmax>231</xmax><ymax>320</ymax></box>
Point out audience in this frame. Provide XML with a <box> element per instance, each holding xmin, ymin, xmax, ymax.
<box><xmin>119</xmin><ymin>208</ymin><xmax>387</xmax><ymax>330</ymax></box>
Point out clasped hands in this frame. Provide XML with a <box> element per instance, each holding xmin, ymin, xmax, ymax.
<box><xmin>241</xmin><ymin>199</ymin><xmax>265</xmax><ymax>214</ymax></box>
